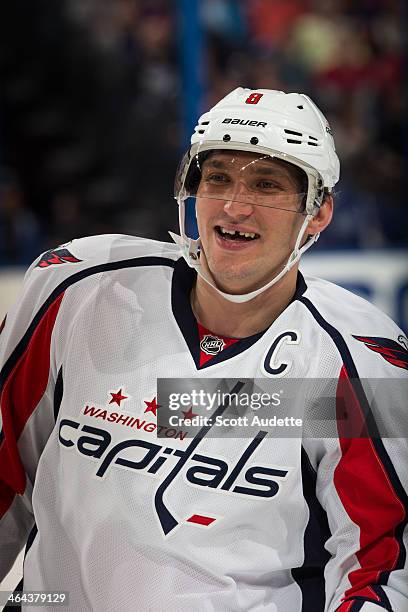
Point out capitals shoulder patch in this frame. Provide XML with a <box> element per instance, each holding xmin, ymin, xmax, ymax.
<box><xmin>353</xmin><ymin>335</ymin><xmax>408</xmax><ymax>370</ymax></box>
<box><xmin>36</xmin><ymin>247</ymin><xmax>82</xmax><ymax>268</ymax></box>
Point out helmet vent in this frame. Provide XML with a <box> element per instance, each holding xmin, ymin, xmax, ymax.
<box><xmin>285</xmin><ymin>129</ymin><xmax>302</xmax><ymax>137</ymax></box>
<box><xmin>297</xmin><ymin>105</ymin><xmax>304</xmax><ymax>109</ymax></box>
<box><xmin>197</xmin><ymin>120</ymin><xmax>210</xmax><ymax>135</ymax></box>
<box><xmin>284</xmin><ymin>128</ymin><xmax>321</xmax><ymax>147</ymax></box>
<box><xmin>307</xmin><ymin>135</ymin><xmax>319</xmax><ymax>146</ymax></box>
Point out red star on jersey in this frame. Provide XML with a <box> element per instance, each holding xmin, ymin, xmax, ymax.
<box><xmin>144</xmin><ymin>397</ymin><xmax>161</xmax><ymax>417</ymax></box>
<box><xmin>182</xmin><ymin>407</ymin><xmax>198</xmax><ymax>420</ymax></box>
<box><xmin>109</xmin><ymin>389</ymin><xmax>128</xmax><ymax>406</ymax></box>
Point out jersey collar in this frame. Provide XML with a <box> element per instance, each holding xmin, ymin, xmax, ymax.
<box><xmin>171</xmin><ymin>257</ymin><xmax>307</xmax><ymax>370</ymax></box>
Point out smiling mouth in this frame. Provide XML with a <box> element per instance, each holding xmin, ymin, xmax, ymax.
<box><xmin>215</xmin><ymin>226</ymin><xmax>260</xmax><ymax>241</ymax></box>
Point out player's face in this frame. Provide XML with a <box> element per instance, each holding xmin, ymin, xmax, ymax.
<box><xmin>195</xmin><ymin>151</ymin><xmax>307</xmax><ymax>294</ymax></box>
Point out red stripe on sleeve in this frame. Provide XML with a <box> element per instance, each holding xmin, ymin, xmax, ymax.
<box><xmin>336</xmin><ymin>600</ymin><xmax>354</xmax><ymax>612</ymax></box>
<box><xmin>334</xmin><ymin>365</ymin><xmax>405</xmax><ymax>602</ymax></box>
<box><xmin>0</xmin><ymin>293</ymin><xmax>64</xmax><ymax>517</ymax></box>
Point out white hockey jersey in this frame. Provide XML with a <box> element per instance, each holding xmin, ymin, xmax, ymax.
<box><xmin>0</xmin><ymin>235</ymin><xmax>407</xmax><ymax>612</ymax></box>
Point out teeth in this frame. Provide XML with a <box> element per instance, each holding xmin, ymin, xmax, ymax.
<box><xmin>219</xmin><ymin>227</ymin><xmax>257</xmax><ymax>239</ymax></box>
<box><xmin>220</xmin><ymin>227</ymin><xmax>236</xmax><ymax>236</ymax></box>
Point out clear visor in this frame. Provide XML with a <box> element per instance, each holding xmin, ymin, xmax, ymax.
<box><xmin>175</xmin><ymin>149</ymin><xmax>308</xmax><ymax>214</ymax></box>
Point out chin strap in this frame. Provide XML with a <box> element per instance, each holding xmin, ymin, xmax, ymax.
<box><xmin>169</xmin><ymin>214</ymin><xmax>318</xmax><ymax>304</ymax></box>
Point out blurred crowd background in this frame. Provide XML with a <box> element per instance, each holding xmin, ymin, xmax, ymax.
<box><xmin>0</xmin><ymin>0</ymin><xmax>405</xmax><ymax>266</ymax></box>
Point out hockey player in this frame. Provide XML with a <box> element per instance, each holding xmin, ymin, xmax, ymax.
<box><xmin>0</xmin><ymin>88</ymin><xmax>407</xmax><ymax>611</ymax></box>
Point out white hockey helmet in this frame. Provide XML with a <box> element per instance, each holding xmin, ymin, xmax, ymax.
<box><xmin>171</xmin><ymin>87</ymin><xmax>340</xmax><ymax>303</ymax></box>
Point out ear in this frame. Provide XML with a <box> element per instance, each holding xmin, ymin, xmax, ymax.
<box><xmin>307</xmin><ymin>195</ymin><xmax>333</xmax><ymax>235</ymax></box>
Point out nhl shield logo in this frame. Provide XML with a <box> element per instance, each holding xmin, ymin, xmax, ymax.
<box><xmin>200</xmin><ymin>334</ymin><xmax>225</xmax><ymax>356</ymax></box>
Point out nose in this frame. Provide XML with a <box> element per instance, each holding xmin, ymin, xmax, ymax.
<box><xmin>223</xmin><ymin>183</ymin><xmax>255</xmax><ymax>217</ymax></box>
<box><xmin>223</xmin><ymin>198</ymin><xmax>254</xmax><ymax>218</ymax></box>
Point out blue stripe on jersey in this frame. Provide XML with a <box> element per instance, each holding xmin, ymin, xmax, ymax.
<box><xmin>299</xmin><ymin>296</ymin><xmax>380</xmax><ymax>438</ymax></box>
<box><xmin>299</xmin><ymin>295</ymin><xmax>408</xmax><ymax>594</ymax></box>
<box><xmin>291</xmin><ymin>447</ymin><xmax>331</xmax><ymax>611</ymax></box>
<box><xmin>53</xmin><ymin>367</ymin><xmax>64</xmax><ymax>421</ymax></box>
<box><xmin>337</xmin><ymin>594</ymin><xmax>391</xmax><ymax>611</ymax></box>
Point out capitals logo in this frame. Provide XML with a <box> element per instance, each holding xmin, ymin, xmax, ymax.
<box><xmin>59</xmin><ymin>382</ymin><xmax>289</xmax><ymax>536</ymax></box>
<box><xmin>36</xmin><ymin>247</ymin><xmax>82</xmax><ymax>268</ymax></box>
<box><xmin>353</xmin><ymin>335</ymin><xmax>408</xmax><ymax>370</ymax></box>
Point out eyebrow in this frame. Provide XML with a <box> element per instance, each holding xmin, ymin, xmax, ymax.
<box><xmin>202</xmin><ymin>158</ymin><xmax>292</xmax><ymax>180</ymax></box>
<box><xmin>202</xmin><ymin>159</ymin><xmax>229</xmax><ymax>170</ymax></box>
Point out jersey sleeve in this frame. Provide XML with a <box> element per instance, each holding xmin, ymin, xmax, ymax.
<box><xmin>307</xmin><ymin>341</ymin><xmax>408</xmax><ymax>611</ymax></box>
<box><xmin>0</xmin><ymin>234</ymin><xmax>176</xmax><ymax>582</ymax></box>
<box><xmin>0</xmin><ymin>255</ymin><xmax>66</xmax><ymax>580</ymax></box>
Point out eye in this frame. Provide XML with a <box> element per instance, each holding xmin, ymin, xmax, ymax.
<box><xmin>204</xmin><ymin>173</ymin><xmax>230</xmax><ymax>185</ymax></box>
<box><xmin>256</xmin><ymin>180</ymin><xmax>283</xmax><ymax>191</ymax></box>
